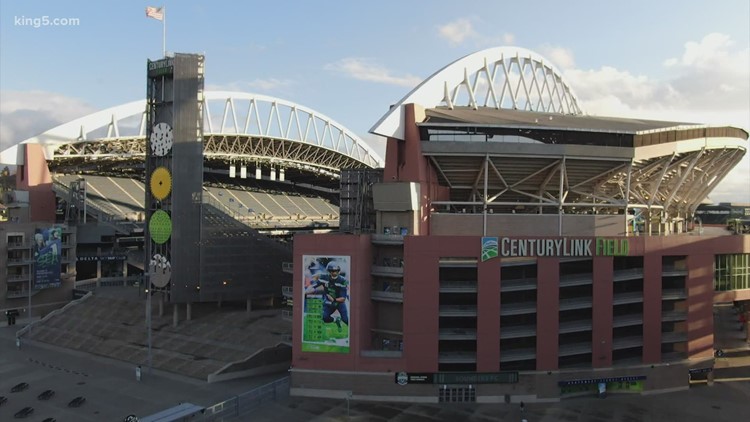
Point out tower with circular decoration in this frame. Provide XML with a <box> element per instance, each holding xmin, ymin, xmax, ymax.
<box><xmin>145</xmin><ymin>54</ymin><xmax>205</xmax><ymax>303</ymax></box>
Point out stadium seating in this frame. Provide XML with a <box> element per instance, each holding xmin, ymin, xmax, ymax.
<box><xmin>53</xmin><ymin>174</ymin><xmax>339</xmax><ymax>229</ymax></box>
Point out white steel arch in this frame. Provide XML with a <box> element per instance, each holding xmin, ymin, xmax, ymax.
<box><xmin>370</xmin><ymin>46</ymin><xmax>583</xmax><ymax>140</ymax></box>
<box><xmin>0</xmin><ymin>91</ymin><xmax>384</xmax><ymax>168</ymax></box>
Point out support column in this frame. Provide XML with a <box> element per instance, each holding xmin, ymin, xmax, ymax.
<box><xmin>477</xmin><ymin>257</ymin><xmax>500</xmax><ymax>371</ymax></box>
<box><xmin>96</xmin><ymin>247</ymin><xmax>102</xmax><ymax>287</ymax></box>
<box><xmin>159</xmin><ymin>293</ymin><xmax>164</xmax><ymax>316</ymax></box>
<box><xmin>592</xmin><ymin>257</ymin><xmax>613</xmax><ymax>368</ymax></box>
<box><xmin>536</xmin><ymin>257</ymin><xmax>560</xmax><ymax>371</ymax></box>
<box><xmin>686</xmin><ymin>254</ymin><xmax>714</xmax><ymax>359</ymax></box>
<box><xmin>173</xmin><ymin>304</ymin><xmax>178</xmax><ymax>327</ymax></box>
<box><xmin>187</xmin><ymin>303</ymin><xmax>192</xmax><ymax>321</ymax></box>
<box><xmin>643</xmin><ymin>254</ymin><xmax>662</xmax><ymax>363</ymax></box>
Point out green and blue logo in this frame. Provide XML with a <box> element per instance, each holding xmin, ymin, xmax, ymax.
<box><xmin>481</xmin><ymin>237</ymin><xmax>498</xmax><ymax>262</ymax></box>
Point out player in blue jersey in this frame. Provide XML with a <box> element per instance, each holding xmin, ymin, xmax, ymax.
<box><xmin>305</xmin><ymin>261</ymin><xmax>349</xmax><ymax>330</ymax></box>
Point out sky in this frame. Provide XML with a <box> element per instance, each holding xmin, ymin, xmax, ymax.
<box><xmin>0</xmin><ymin>0</ymin><xmax>748</xmax><ymax>203</ymax></box>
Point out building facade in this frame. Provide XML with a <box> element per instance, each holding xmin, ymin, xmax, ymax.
<box><xmin>291</xmin><ymin>47</ymin><xmax>749</xmax><ymax>402</ymax></box>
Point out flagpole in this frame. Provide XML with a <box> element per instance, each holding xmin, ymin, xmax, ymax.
<box><xmin>162</xmin><ymin>6</ymin><xmax>166</xmax><ymax>57</ymax></box>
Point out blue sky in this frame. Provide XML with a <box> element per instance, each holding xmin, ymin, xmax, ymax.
<box><xmin>1</xmin><ymin>0</ymin><xmax>748</xmax><ymax>202</ymax></box>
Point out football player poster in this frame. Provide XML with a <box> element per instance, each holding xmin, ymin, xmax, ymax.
<box><xmin>302</xmin><ymin>255</ymin><xmax>350</xmax><ymax>353</ymax></box>
<box><xmin>33</xmin><ymin>226</ymin><xmax>63</xmax><ymax>289</ymax></box>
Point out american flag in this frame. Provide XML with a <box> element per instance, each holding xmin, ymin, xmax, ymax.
<box><xmin>145</xmin><ymin>6</ymin><xmax>164</xmax><ymax>21</ymax></box>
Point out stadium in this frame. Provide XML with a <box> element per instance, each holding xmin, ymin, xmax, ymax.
<box><xmin>290</xmin><ymin>47</ymin><xmax>750</xmax><ymax>402</ymax></box>
<box><xmin>0</xmin><ymin>71</ymin><xmax>383</xmax><ymax>381</ymax></box>
<box><xmin>0</xmin><ymin>46</ymin><xmax>748</xmax><ymax>403</ymax></box>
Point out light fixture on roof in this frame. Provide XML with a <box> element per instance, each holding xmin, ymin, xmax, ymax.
<box><xmin>279</xmin><ymin>168</ymin><xmax>285</xmax><ymax>182</ymax></box>
<box><xmin>229</xmin><ymin>162</ymin><xmax>236</xmax><ymax>178</ymax></box>
<box><xmin>240</xmin><ymin>163</ymin><xmax>247</xmax><ymax>179</ymax></box>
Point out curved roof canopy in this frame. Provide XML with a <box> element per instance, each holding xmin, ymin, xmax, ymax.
<box><xmin>370</xmin><ymin>46</ymin><xmax>584</xmax><ymax>140</ymax></box>
<box><xmin>1</xmin><ymin>91</ymin><xmax>384</xmax><ymax>171</ymax></box>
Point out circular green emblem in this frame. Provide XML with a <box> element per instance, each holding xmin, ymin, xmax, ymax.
<box><xmin>149</xmin><ymin>210</ymin><xmax>172</xmax><ymax>244</ymax></box>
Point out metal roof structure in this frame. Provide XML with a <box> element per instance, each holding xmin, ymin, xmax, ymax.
<box><xmin>371</xmin><ymin>46</ymin><xmax>584</xmax><ymax>140</ymax></box>
<box><xmin>372</xmin><ymin>46</ymin><xmax>748</xmax><ymax>229</ymax></box>
<box><xmin>0</xmin><ymin>91</ymin><xmax>384</xmax><ymax>178</ymax></box>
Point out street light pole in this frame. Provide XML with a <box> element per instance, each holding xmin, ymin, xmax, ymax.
<box><xmin>28</xmin><ymin>253</ymin><xmax>34</xmax><ymax>331</ymax></box>
<box><xmin>146</xmin><ymin>283</ymin><xmax>152</xmax><ymax>374</ymax></box>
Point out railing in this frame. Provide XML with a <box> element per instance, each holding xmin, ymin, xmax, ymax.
<box><xmin>16</xmin><ymin>291</ymin><xmax>93</xmax><ymax>338</ymax></box>
<box><xmin>200</xmin><ymin>376</ymin><xmax>290</xmax><ymax>421</ymax></box>
<box><xmin>281</xmin><ymin>262</ymin><xmax>294</xmax><ymax>273</ymax></box>
<box><xmin>74</xmin><ymin>276</ymin><xmax>141</xmax><ymax>290</ymax></box>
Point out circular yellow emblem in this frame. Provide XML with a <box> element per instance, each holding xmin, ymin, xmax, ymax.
<box><xmin>150</xmin><ymin>167</ymin><xmax>172</xmax><ymax>200</ymax></box>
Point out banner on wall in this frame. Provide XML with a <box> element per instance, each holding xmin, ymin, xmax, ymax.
<box><xmin>302</xmin><ymin>255</ymin><xmax>351</xmax><ymax>353</ymax></box>
<box><xmin>33</xmin><ymin>226</ymin><xmax>63</xmax><ymax>289</ymax></box>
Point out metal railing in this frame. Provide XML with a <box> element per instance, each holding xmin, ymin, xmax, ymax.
<box><xmin>74</xmin><ymin>276</ymin><xmax>141</xmax><ymax>290</ymax></box>
<box><xmin>200</xmin><ymin>376</ymin><xmax>290</xmax><ymax>421</ymax></box>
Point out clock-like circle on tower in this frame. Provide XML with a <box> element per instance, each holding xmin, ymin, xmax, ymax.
<box><xmin>150</xmin><ymin>167</ymin><xmax>172</xmax><ymax>201</ymax></box>
<box><xmin>150</xmin><ymin>122</ymin><xmax>173</xmax><ymax>156</ymax></box>
<box><xmin>149</xmin><ymin>210</ymin><xmax>172</xmax><ymax>244</ymax></box>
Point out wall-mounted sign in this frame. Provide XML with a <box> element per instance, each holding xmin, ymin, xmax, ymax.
<box><xmin>395</xmin><ymin>372</ymin><xmax>518</xmax><ymax>385</ymax></box>
<box><xmin>558</xmin><ymin>375</ymin><xmax>645</xmax><ymax>386</ymax></box>
<box><xmin>481</xmin><ymin>237</ymin><xmax>630</xmax><ymax>261</ymax></box>
<box><xmin>77</xmin><ymin>255</ymin><xmax>127</xmax><ymax>262</ymax></box>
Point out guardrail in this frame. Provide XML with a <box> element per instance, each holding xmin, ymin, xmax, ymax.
<box><xmin>74</xmin><ymin>276</ymin><xmax>141</xmax><ymax>290</ymax></box>
<box><xmin>16</xmin><ymin>291</ymin><xmax>93</xmax><ymax>339</ymax></box>
<box><xmin>200</xmin><ymin>376</ymin><xmax>290</xmax><ymax>420</ymax></box>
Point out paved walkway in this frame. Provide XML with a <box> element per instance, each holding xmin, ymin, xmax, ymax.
<box><xmin>247</xmin><ymin>382</ymin><xmax>750</xmax><ymax>421</ymax></box>
<box><xmin>3</xmin><ymin>296</ymin><xmax>749</xmax><ymax>421</ymax></box>
<box><xmin>0</xmin><ymin>322</ymin><xmax>285</xmax><ymax>422</ymax></box>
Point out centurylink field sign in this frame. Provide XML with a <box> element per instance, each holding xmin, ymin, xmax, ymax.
<box><xmin>481</xmin><ymin>237</ymin><xmax>629</xmax><ymax>261</ymax></box>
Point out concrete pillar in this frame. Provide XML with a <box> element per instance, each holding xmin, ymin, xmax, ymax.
<box><xmin>477</xmin><ymin>256</ymin><xmax>501</xmax><ymax>371</ymax></box>
<box><xmin>158</xmin><ymin>293</ymin><xmax>164</xmax><ymax>317</ymax></box>
<box><xmin>643</xmin><ymin>254</ymin><xmax>662</xmax><ymax>364</ymax></box>
<box><xmin>123</xmin><ymin>260</ymin><xmax>128</xmax><ymax>283</ymax></box>
<box><xmin>592</xmin><ymin>257</ymin><xmax>613</xmax><ymax>368</ymax></box>
<box><xmin>187</xmin><ymin>303</ymin><xmax>192</xmax><ymax>321</ymax></box>
<box><xmin>246</xmin><ymin>298</ymin><xmax>252</xmax><ymax>316</ymax></box>
<box><xmin>96</xmin><ymin>247</ymin><xmax>102</xmax><ymax>287</ymax></box>
<box><xmin>173</xmin><ymin>304</ymin><xmax>178</xmax><ymax>327</ymax></box>
<box><xmin>536</xmin><ymin>257</ymin><xmax>560</xmax><ymax>371</ymax></box>
<box><xmin>686</xmin><ymin>254</ymin><xmax>714</xmax><ymax>359</ymax></box>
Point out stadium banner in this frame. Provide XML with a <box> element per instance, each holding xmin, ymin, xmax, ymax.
<box><xmin>33</xmin><ymin>226</ymin><xmax>63</xmax><ymax>289</ymax></box>
<box><xmin>302</xmin><ymin>255</ymin><xmax>351</xmax><ymax>353</ymax></box>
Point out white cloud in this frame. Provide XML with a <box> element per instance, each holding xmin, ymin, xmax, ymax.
<box><xmin>551</xmin><ymin>33</ymin><xmax>749</xmax><ymax>203</ymax></box>
<box><xmin>538</xmin><ymin>45</ymin><xmax>576</xmax><ymax>70</ymax></box>
<box><xmin>559</xmin><ymin>34</ymin><xmax>749</xmax><ymax>130</ymax></box>
<box><xmin>437</xmin><ymin>18</ymin><xmax>478</xmax><ymax>45</ymax></box>
<box><xmin>324</xmin><ymin>58</ymin><xmax>422</xmax><ymax>88</ymax></box>
<box><xmin>0</xmin><ymin>90</ymin><xmax>94</xmax><ymax>151</ymax></box>
<box><xmin>502</xmin><ymin>33</ymin><xmax>515</xmax><ymax>45</ymax></box>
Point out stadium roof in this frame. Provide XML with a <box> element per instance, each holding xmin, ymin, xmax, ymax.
<box><xmin>423</xmin><ymin>107</ymin><xmax>720</xmax><ymax>134</ymax></box>
<box><xmin>0</xmin><ymin>91</ymin><xmax>384</xmax><ymax>175</ymax></box>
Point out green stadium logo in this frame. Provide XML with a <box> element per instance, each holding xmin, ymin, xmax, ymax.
<box><xmin>481</xmin><ymin>237</ymin><xmax>498</xmax><ymax>262</ymax></box>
